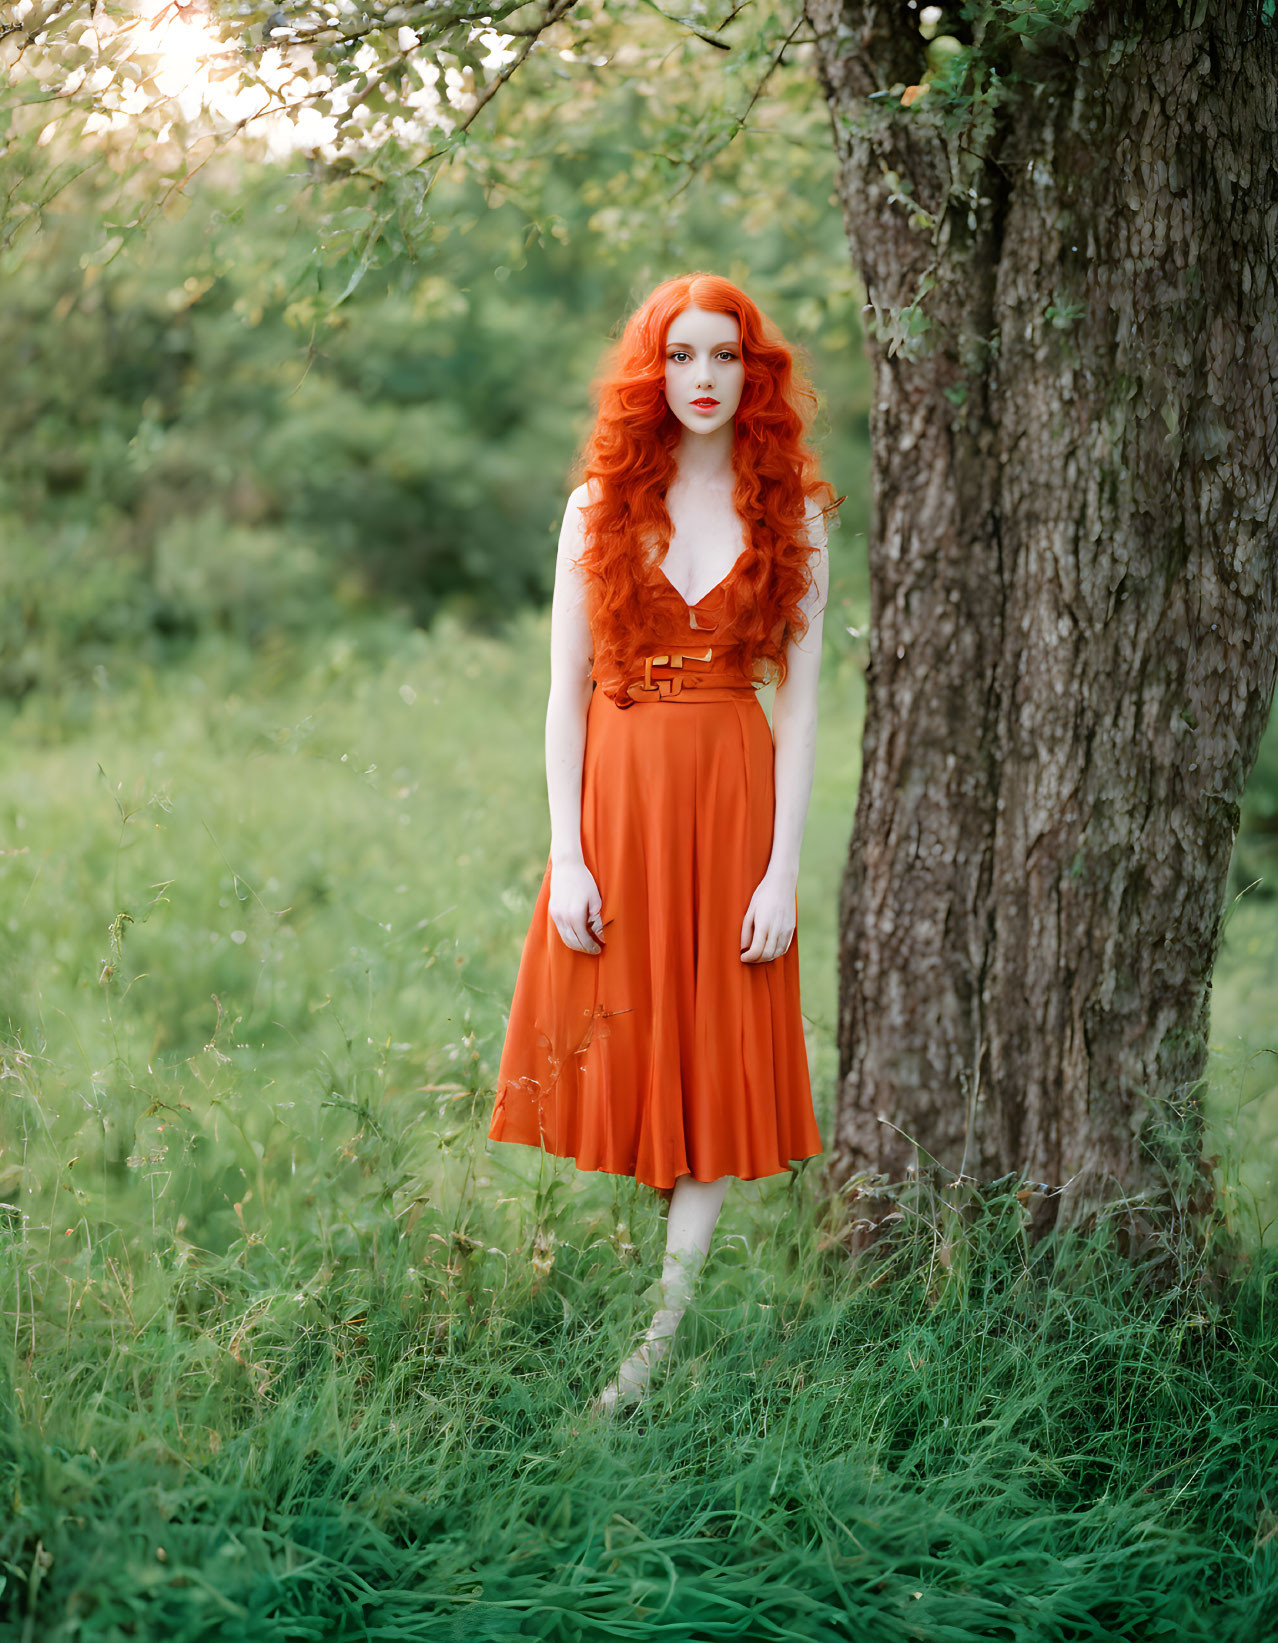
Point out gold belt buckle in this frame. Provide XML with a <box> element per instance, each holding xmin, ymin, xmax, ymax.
<box><xmin>643</xmin><ymin>646</ymin><xmax>713</xmax><ymax>697</ymax></box>
<box><xmin>628</xmin><ymin>646</ymin><xmax>715</xmax><ymax>703</ymax></box>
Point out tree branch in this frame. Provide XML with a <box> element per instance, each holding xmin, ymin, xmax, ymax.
<box><xmin>668</xmin><ymin>6</ymin><xmax>808</xmax><ymax>200</ymax></box>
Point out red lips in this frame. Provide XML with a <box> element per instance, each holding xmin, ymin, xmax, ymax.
<box><xmin>691</xmin><ymin>398</ymin><xmax>719</xmax><ymax>407</ymax></box>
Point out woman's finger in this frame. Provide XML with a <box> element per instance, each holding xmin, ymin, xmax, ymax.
<box><xmin>556</xmin><ymin>912</ymin><xmax>590</xmax><ymax>954</ymax></box>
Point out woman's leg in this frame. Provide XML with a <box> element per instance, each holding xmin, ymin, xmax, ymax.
<box><xmin>592</xmin><ymin>1172</ymin><xmax>730</xmax><ymax>1413</ymax></box>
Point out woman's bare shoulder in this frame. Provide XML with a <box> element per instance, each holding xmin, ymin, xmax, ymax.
<box><xmin>557</xmin><ymin>482</ymin><xmax>601</xmax><ymax>579</ymax></box>
<box><xmin>567</xmin><ymin>478</ymin><xmax>603</xmax><ymax>511</ymax></box>
<box><xmin>802</xmin><ymin>491</ymin><xmax>831</xmax><ymax>545</ymax></box>
<box><xmin>559</xmin><ymin>482</ymin><xmax>603</xmax><ymax>560</ymax></box>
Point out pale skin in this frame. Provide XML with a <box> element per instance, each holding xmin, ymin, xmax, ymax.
<box><xmin>536</xmin><ymin>305</ymin><xmax>830</xmax><ymax>1416</ymax></box>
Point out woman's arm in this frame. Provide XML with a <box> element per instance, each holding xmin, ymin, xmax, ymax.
<box><xmin>740</xmin><ymin>499</ymin><xmax>830</xmax><ymax>963</ymax></box>
<box><xmin>545</xmin><ymin>483</ymin><xmax>606</xmax><ymax>955</ymax></box>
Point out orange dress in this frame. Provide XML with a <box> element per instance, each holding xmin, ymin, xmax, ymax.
<box><xmin>486</xmin><ymin>558</ymin><xmax>823</xmax><ymax>1192</ymax></box>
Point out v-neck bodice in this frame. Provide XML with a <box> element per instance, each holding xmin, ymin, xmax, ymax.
<box><xmin>655</xmin><ymin>547</ymin><xmax>750</xmax><ymax>612</ymax></box>
<box><xmin>584</xmin><ymin>541</ymin><xmax>768</xmax><ymax>709</ymax></box>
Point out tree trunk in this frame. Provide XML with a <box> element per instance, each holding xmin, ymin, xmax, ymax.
<box><xmin>805</xmin><ymin>0</ymin><xmax>1278</xmax><ymax>1238</ymax></box>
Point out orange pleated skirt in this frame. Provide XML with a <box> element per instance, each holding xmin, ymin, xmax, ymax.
<box><xmin>487</xmin><ymin>610</ymin><xmax>823</xmax><ymax>1193</ymax></box>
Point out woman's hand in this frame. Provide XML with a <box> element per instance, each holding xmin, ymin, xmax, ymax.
<box><xmin>740</xmin><ymin>868</ymin><xmax>796</xmax><ymax>963</ymax></box>
<box><xmin>549</xmin><ymin>860</ymin><xmax>606</xmax><ymax>955</ymax></box>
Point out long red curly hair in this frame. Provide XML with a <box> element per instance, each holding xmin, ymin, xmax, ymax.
<box><xmin>570</xmin><ymin>272</ymin><xmax>844</xmax><ymax>697</ymax></box>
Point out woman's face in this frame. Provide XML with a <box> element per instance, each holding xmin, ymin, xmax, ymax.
<box><xmin>663</xmin><ymin>306</ymin><xmax>745</xmax><ymax>436</ymax></box>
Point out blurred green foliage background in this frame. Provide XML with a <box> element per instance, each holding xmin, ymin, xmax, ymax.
<box><xmin>0</xmin><ymin>81</ymin><xmax>866</xmax><ymax>686</ymax></box>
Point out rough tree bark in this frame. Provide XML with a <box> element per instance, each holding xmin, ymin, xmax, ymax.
<box><xmin>803</xmin><ymin>0</ymin><xmax>1278</xmax><ymax>1239</ymax></box>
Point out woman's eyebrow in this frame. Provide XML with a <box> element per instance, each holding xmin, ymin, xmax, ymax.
<box><xmin>665</xmin><ymin>339</ymin><xmax>740</xmax><ymax>350</ymax></box>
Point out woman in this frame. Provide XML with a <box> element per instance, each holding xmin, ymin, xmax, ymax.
<box><xmin>486</xmin><ymin>272</ymin><xmax>843</xmax><ymax>1414</ymax></box>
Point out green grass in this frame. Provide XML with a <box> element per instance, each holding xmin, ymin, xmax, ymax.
<box><xmin>0</xmin><ymin>606</ymin><xmax>1276</xmax><ymax>1641</ymax></box>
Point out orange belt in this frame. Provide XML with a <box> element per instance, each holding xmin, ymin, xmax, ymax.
<box><xmin>593</xmin><ymin>646</ymin><xmax>760</xmax><ymax>708</ymax></box>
